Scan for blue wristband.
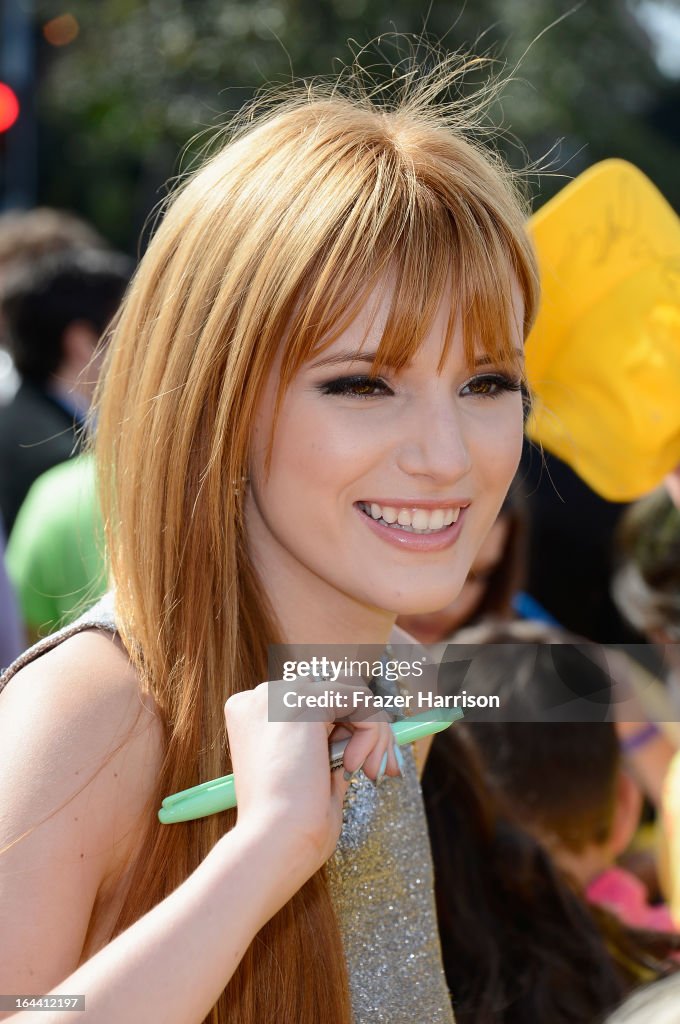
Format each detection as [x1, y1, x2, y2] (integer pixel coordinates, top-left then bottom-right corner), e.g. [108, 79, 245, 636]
[620, 722, 661, 754]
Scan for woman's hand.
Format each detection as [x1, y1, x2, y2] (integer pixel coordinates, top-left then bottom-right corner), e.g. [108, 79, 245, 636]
[224, 679, 401, 883]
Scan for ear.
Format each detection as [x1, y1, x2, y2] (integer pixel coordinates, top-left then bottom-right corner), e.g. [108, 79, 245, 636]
[61, 320, 99, 371]
[609, 769, 643, 859]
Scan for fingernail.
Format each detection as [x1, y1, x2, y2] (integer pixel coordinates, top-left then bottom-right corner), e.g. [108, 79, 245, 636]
[376, 751, 388, 786]
[394, 745, 405, 777]
[343, 762, 364, 782]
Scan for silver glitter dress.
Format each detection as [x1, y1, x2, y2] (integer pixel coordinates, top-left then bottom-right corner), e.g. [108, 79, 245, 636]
[1, 595, 455, 1024]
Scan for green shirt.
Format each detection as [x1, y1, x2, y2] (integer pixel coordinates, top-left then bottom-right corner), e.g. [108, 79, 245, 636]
[6, 455, 106, 636]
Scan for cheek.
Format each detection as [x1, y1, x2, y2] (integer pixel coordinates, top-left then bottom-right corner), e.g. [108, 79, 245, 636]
[270, 402, 372, 497]
[254, 402, 364, 530]
[468, 403, 523, 492]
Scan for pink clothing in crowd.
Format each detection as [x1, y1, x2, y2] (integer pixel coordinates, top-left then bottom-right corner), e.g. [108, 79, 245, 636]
[586, 865, 675, 932]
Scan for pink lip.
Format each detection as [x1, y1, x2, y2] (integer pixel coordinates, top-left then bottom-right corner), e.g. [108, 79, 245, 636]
[354, 503, 467, 552]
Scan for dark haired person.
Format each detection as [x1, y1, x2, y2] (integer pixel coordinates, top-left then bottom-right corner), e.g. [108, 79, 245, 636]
[423, 619, 679, 1024]
[0, 208, 107, 402]
[0, 248, 131, 532]
[450, 620, 673, 931]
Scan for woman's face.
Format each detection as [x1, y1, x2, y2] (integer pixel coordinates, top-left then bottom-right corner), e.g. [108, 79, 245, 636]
[245, 278, 525, 637]
[396, 515, 511, 644]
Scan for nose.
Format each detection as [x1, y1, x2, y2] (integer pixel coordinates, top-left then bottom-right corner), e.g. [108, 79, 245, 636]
[395, 394, 473, 484]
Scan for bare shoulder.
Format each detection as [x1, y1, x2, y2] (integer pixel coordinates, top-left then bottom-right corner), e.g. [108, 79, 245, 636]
[0, 628, 164, 847]
[0, 630, 165, 998]
[1, 628, 163, 783]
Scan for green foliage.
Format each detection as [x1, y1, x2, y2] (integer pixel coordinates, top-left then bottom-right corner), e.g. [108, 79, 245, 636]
[35, 0, 679, 250]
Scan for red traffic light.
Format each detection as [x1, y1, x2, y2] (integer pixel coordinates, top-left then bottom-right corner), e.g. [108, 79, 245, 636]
[0, 83, 19, 133]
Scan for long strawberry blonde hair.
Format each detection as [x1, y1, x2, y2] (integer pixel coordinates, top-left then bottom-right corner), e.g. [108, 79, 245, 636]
[93, 55, 540, 1024]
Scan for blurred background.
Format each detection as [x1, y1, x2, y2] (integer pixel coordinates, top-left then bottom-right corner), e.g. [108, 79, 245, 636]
[0, 0, 678, 252]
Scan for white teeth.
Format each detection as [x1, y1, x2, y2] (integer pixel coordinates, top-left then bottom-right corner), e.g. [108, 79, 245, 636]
[429, 509, 445, 530]
[412, 509, 430, 530]
[358, 501, 464, 533]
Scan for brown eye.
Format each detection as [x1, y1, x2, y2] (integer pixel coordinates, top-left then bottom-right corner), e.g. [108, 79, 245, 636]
[468, 379, 494, 395]
[353, 381, 378, 396]
[320, 376, 392, 398]
[461, 374, 523, 399]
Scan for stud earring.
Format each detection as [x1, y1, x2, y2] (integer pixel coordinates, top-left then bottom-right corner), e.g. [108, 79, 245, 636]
[232, 475, 249, 496]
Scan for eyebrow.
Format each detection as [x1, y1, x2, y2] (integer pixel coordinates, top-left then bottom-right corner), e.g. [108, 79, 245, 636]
[474, 351, 525, 367]
[310, 350, 382, 369]
[310, 348, 525, 370]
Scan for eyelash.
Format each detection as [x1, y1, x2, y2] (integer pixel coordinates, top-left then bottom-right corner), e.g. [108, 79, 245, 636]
[318, 373, 524, 400]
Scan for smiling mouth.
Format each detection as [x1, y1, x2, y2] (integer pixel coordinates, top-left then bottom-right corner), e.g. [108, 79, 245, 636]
[356, 501, 462, 534]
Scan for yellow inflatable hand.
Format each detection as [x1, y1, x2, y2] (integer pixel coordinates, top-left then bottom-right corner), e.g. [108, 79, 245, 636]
[525, 159, 680, 502]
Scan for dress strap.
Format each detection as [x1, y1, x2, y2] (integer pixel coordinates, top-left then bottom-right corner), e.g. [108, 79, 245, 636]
[0, 591, 118, 693]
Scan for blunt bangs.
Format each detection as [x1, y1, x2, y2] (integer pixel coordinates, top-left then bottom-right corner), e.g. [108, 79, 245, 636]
[271, 103, 537, 420]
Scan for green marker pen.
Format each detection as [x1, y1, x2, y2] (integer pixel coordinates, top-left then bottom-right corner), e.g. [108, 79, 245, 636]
[158, 709, 462, 824]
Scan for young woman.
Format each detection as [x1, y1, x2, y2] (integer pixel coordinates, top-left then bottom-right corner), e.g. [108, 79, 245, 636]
[0, 62, 538, 1023]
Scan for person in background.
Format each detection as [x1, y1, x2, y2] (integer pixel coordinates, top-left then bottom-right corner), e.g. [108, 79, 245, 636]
[6, 454, 103, 641]
[422, 620, 679, 1023]
[0, 248, 131, 532]
[0, 213, 121, 636]
[0, 208, 104, 279]
[613, 487, 680, 926]
[611, 487, 680, 800]
[439, 619, 675, 931]
[0, 208, 108, 404]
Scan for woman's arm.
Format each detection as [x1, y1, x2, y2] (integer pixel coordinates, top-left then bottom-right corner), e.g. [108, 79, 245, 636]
[1, 636, 398, 1023]
[8, 821, 328, 1024]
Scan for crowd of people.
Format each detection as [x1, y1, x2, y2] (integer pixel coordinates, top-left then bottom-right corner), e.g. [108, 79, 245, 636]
[0, 55, 679, 1024]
